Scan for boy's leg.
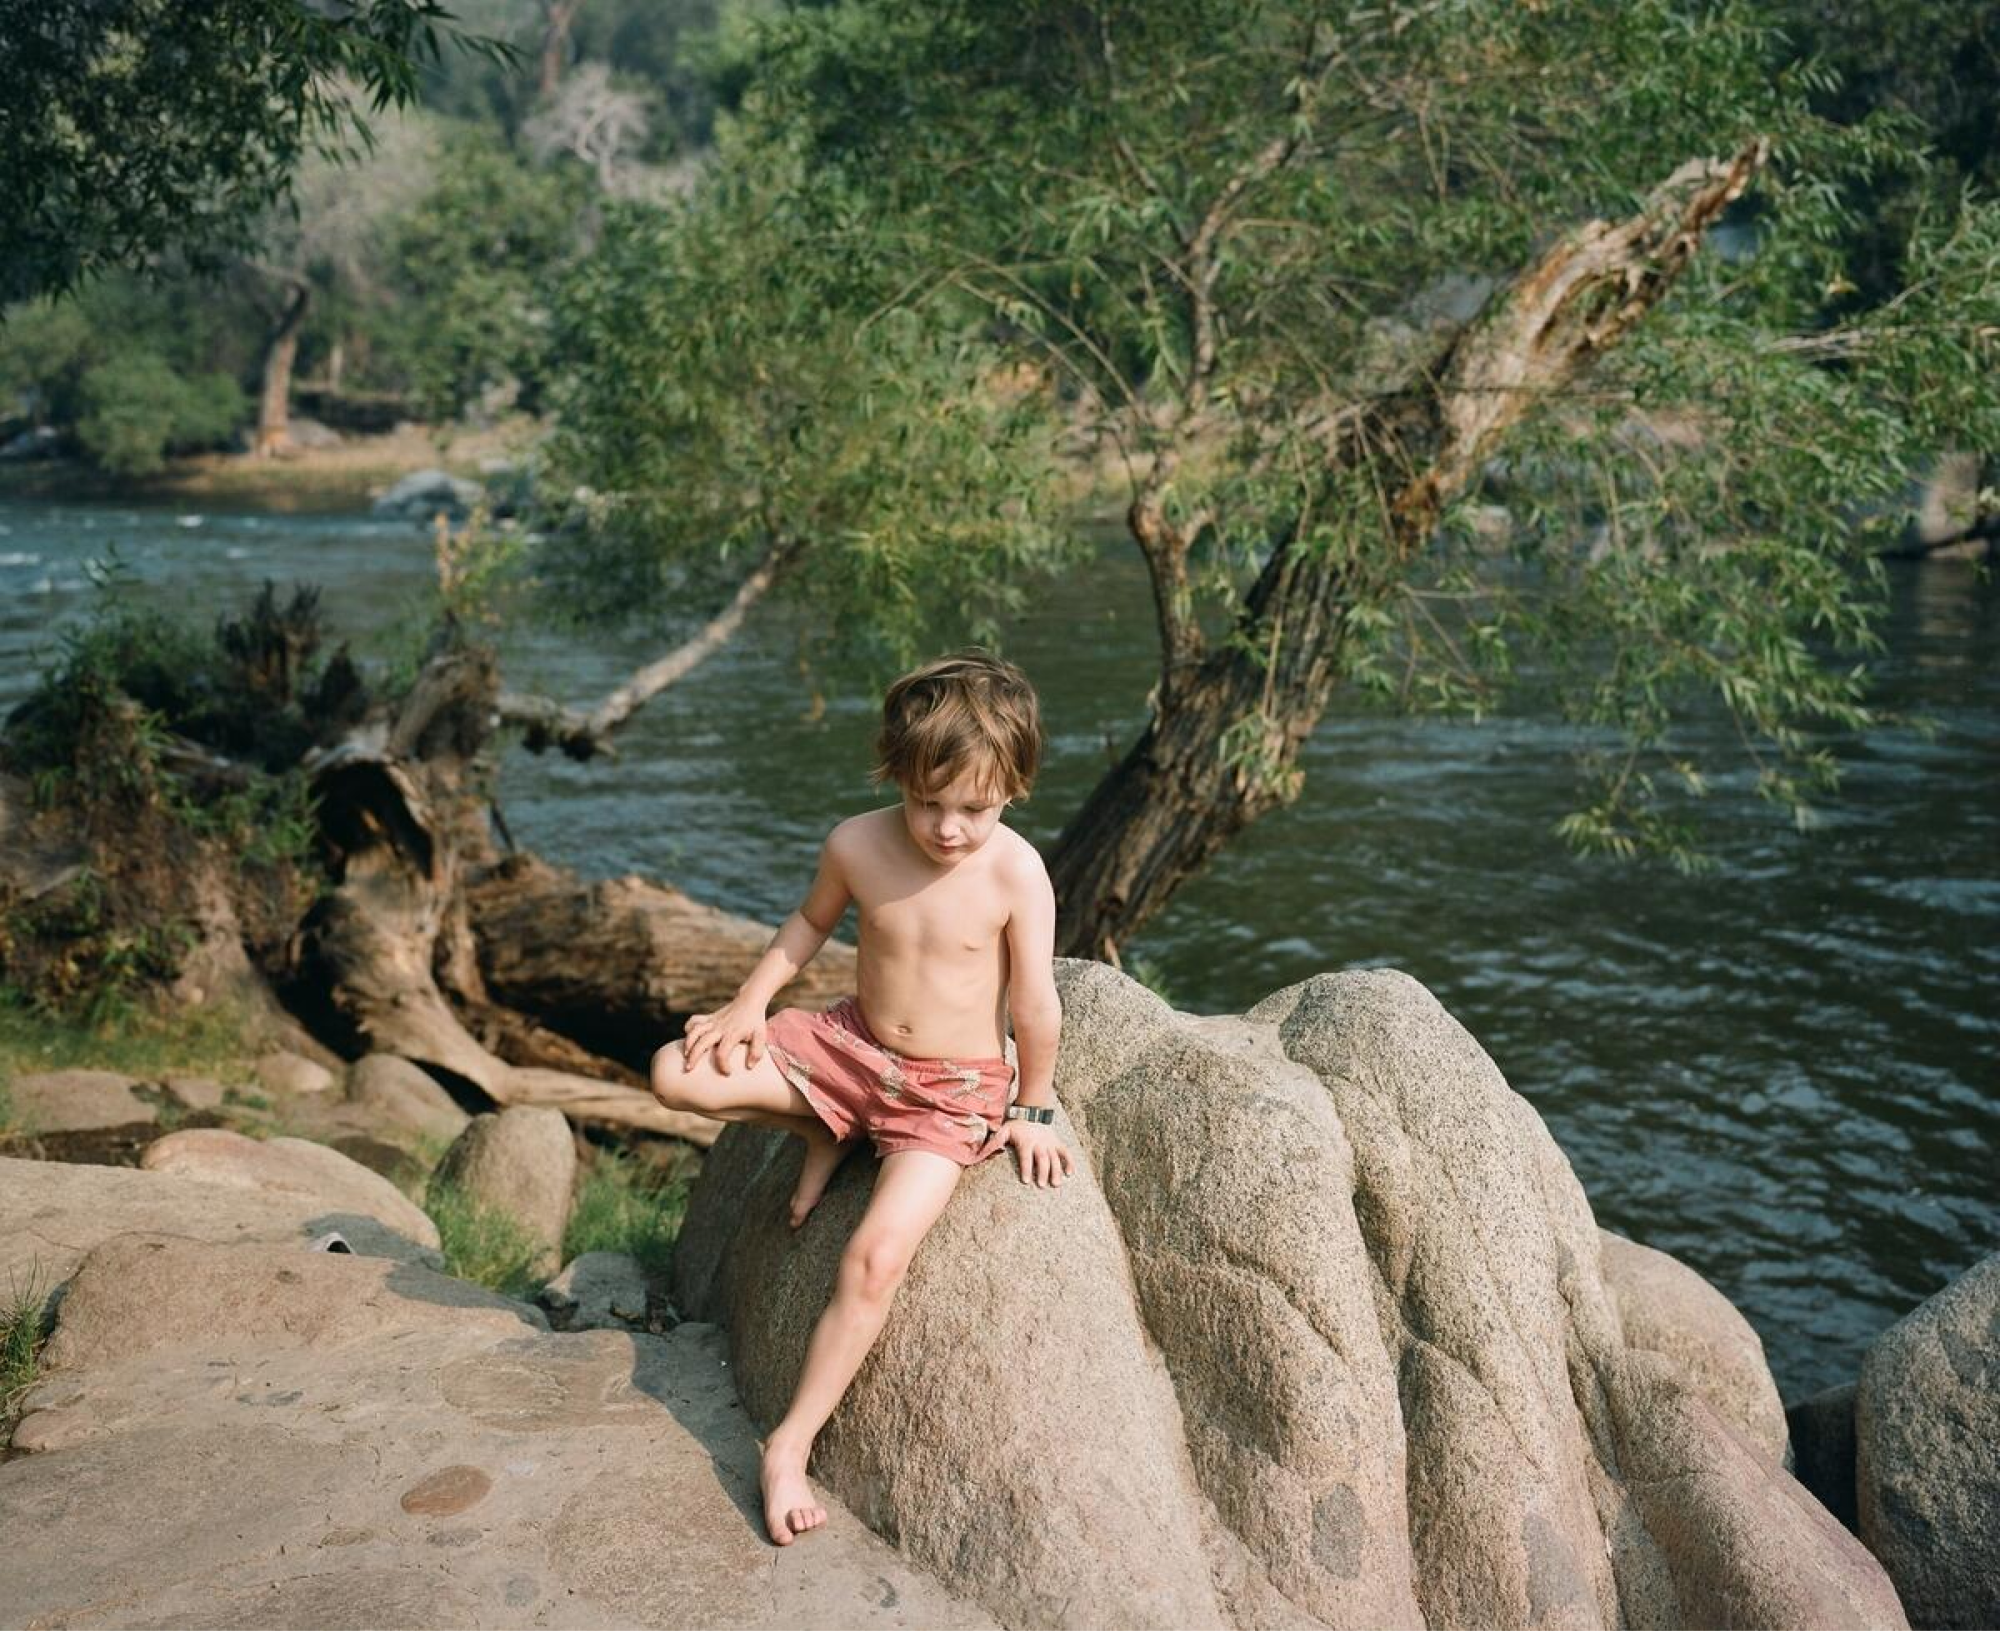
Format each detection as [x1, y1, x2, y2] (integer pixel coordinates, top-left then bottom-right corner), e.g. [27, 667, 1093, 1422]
[760, 1149, 963, 1545]
[650, 1042, 857, 1226]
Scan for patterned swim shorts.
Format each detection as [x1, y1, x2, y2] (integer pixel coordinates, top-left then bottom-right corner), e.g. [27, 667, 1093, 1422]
[764, 997, 1018, 1167]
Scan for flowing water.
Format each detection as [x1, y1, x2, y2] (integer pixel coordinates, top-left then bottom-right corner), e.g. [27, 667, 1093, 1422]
[2, 494, 1993, 1400]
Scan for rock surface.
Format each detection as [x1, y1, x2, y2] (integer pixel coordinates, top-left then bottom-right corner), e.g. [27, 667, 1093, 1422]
[139, 1127, 440, 1251]
[677, 961, 1904, 1631]
[252, 1049, 337, 1097]
[1, 1236, 993, 1631]
[1598, 1228, 1790, 1464]
[1857, 1251, 2000, 1630]
[434, 1106, 577, 1275]
[345, 1052, 471, 1144]
[0, 1155, 440, 1310]
[372, 466, 483, 521]
[5, 1069, 154, 1134]
[539, 1250, 650, 1332]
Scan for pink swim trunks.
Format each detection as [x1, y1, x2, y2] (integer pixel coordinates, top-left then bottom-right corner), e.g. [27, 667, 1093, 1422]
[764, 997, 1017, 1166]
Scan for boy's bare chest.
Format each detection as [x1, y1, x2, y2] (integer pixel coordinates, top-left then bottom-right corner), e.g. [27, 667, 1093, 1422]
[855, 877, 1007, 959]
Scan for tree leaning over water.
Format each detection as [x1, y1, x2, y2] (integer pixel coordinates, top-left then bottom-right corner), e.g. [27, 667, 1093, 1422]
[547, 0, 2000, 961]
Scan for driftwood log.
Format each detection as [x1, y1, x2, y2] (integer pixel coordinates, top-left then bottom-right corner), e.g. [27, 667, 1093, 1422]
[465, 852, 854, 1069]
[297, 643, 769, 1146]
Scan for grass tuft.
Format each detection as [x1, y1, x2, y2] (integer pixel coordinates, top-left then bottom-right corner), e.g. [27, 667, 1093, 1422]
[424, 1179, 546, 1301]
[1, 1262, 52, 1434]
[562, 1146, 692, 1280]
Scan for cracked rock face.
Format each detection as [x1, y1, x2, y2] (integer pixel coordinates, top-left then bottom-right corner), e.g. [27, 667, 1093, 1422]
[675, 962, 1903, 1631]
[1857, 1251, 2000, 1631]
[2, 1237, 994, 1631]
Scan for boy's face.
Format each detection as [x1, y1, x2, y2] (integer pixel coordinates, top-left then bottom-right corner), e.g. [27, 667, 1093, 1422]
[899, 763, 1009, 866]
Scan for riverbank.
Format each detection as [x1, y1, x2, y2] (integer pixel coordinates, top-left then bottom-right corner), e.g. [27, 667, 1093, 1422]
[0, 419, 543, 513]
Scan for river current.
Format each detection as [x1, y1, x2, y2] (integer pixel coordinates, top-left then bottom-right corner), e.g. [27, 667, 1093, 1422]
[2, 495, 1993, 1400]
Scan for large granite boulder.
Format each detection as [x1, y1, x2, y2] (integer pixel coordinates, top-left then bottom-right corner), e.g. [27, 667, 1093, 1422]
[433, 1106, 577, 1275]
[140, 1128, 440, 1251]
[2, 1236, 991, 1630]
[1598, 1228, 1789, 1465]
[0, 1155, 440, 1313]
[676, 962, 1903, 1631]
[1857, 1251, 1999, 1629]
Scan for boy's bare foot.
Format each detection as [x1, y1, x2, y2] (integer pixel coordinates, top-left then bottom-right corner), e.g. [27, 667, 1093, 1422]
[789, 1130, 851, 1229]
[760, 1435, 825, 1545]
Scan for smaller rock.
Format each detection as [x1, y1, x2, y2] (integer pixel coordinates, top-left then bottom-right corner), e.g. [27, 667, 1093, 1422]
[372, 468, 482, 522]
[254, 1051, 336, 1097]
[285, 415, 342, 450]
[10, 1404, 96, 1455]
[6, 1070, 154, 1134]
[399, 1464, 493, 1517]
[140, 1129, 440, 1251]
[1857, 1252, 2000, 1631]
[538, 1251, 650, 1332]
[160, 1076, 229, 1113]
[1788, 1381, 1858, 1532]
[345, 1054, 469, 1144]
[1600, 1229, 1789, 1465]
[433, 1107, 576, 1276]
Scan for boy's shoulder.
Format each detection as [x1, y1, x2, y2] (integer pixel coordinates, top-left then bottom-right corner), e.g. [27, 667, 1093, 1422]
[992, 822, 1053, 890]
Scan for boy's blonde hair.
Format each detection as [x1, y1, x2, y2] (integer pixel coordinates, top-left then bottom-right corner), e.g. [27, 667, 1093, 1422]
[871, 649, 1043, 802]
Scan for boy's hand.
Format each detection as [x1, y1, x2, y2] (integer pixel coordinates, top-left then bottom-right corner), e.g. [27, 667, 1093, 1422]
[680, 1002, 768, 1075]
[987, 1118, 1074, 1188]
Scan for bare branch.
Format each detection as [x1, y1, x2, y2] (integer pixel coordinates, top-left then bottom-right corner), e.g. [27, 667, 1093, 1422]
[497, 536, 798, 758]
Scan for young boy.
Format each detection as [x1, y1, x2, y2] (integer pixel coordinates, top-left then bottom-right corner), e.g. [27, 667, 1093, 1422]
[648, 649, 1072, 1548]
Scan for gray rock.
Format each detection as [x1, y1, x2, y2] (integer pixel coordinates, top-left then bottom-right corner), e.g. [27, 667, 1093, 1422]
[344, 1053, 469, 1144]
[1858, 1251, 2000, 1629]
[1599, 1228, 1790, 1464]
[434, 1107, 576, 1276]
[0, 1155, 440, 1317]
[6, 1069, 154, 1134]
[0, 1237, 993, 1630]
[160, 1076, 228, 1113]
[676, 960, 1904, 1631]
[252, 1050, 336, 1097]
[284, 414, 342, 449]
[1789, 1381, 1858, 1531]
[539, 1250, 650, 1332]
[139, 1128, 440, 1251]
[371, 467, 482, 521]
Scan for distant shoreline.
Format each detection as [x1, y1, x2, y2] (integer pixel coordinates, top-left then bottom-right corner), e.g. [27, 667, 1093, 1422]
[0, 418, 540, 514]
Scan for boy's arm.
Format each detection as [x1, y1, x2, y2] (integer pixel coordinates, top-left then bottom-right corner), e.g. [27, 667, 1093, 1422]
[682, 832, 852, 1071]
[996, 843, 1072, 1188]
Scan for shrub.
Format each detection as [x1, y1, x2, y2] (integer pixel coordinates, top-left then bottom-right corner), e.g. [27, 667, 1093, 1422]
[73, 352, 245, 475]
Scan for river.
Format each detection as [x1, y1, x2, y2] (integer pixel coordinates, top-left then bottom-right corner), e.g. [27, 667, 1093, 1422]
[2, 494, 1993, 1401]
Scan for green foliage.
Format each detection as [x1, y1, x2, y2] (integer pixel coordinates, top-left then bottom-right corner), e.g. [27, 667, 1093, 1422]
[0, 982, 262, 1087]
[543, 155, 1082, 683]
[424, 1177, 547, 1299]
[74, 353, 245, 475]
[1, 1261, 52, 1432]
[547, 0, 1993, 862]
[0, 0, 513, 305]
[0, 573, 361, 1016]
[562, 1145, 694, 1277]
[385, 130, 583, 419]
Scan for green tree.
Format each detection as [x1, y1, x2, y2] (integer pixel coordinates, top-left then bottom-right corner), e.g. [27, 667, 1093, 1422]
[549, 0, 1998, 959]
[0, 0, 506, 306]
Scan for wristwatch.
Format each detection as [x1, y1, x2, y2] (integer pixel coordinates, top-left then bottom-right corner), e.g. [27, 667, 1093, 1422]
[1004, 1104, 1055, 1124]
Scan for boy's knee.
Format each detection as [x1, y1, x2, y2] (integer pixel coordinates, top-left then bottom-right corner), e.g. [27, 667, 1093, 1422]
[650, 1045, 695, 1110]
[841, 1235, 911, 1303]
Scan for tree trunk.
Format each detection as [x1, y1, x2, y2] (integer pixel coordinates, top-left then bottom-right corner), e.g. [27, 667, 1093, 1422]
[296, 641, 722, 1143]
[539, 0, 583, 98]
[1048, 142, 1768, 960]
[254, 279, 310, 458]
[464, 853, 854, 1069]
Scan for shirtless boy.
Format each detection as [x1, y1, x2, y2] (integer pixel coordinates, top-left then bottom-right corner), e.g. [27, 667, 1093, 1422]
[648, 650, 1073, 1548]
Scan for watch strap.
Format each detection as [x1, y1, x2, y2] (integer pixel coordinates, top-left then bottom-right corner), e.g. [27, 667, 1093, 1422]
[1005, 1104, 1055, 1124]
